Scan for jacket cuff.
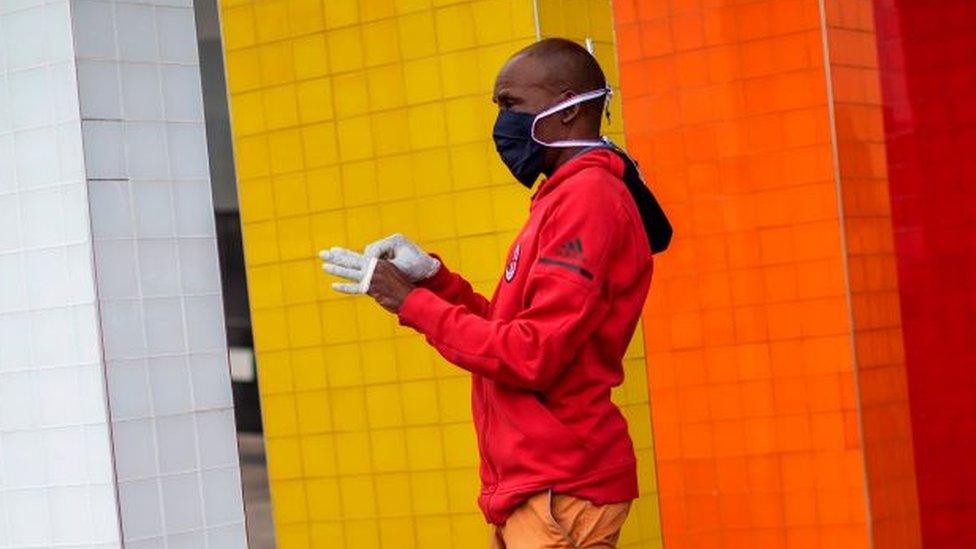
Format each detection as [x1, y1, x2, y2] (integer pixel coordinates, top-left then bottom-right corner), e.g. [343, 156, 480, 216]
[398, 287, 442, 333]
[416, 255, 452, 293]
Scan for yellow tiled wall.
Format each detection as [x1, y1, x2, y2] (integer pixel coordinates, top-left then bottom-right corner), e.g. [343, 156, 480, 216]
[534, 2, 662, 547]
[219, 0, 661, 546]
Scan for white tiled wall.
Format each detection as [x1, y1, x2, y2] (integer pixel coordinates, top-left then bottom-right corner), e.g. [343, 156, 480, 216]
[0, 0, 247, 547]
[0, 1, 121, 548]
[72, 0, 247, 547]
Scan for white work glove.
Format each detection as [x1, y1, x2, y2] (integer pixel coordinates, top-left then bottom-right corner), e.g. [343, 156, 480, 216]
[363, 233, 440, 282]
[319, 247, 378, 294]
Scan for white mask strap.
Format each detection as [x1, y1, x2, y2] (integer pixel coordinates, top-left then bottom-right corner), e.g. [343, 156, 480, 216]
[531, 87, 612, 148]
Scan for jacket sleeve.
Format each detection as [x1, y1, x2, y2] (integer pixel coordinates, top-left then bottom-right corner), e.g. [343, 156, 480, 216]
[398, 189, 622, 391]
[415, 258, 492, 318]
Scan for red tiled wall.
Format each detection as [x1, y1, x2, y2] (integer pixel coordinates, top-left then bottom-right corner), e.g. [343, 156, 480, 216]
[873, 0, 976, 546]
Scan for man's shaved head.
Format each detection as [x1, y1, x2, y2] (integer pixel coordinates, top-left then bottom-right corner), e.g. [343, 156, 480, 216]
[513, 38, 607, 96]
[493, 38, 609, 139]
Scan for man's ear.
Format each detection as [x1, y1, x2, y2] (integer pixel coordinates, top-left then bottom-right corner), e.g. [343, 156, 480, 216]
[560, 103, 580, 124]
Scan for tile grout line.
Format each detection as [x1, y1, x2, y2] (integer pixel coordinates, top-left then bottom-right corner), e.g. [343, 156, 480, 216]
[816, 1, 874, 547]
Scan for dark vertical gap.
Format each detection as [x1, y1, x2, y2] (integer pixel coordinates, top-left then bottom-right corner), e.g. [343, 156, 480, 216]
[192, 1, 274, 548]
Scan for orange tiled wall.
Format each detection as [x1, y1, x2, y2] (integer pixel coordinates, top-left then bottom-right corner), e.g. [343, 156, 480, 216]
[823, 0, 920, 545]
[612, 0, 887, 546]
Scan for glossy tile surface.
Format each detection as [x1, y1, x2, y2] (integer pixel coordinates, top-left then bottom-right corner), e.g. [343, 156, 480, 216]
[0, 1, 121, 547]
[72, 0, 247, 546]
[874, 0, 976, 546]
[221, 0, 659, 546]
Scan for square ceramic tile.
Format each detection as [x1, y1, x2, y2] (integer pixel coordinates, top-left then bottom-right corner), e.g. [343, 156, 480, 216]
[115, 3, 159, 63]
[48, 486, 92, 544]
[72, 0, 116, 61]
[138, 239, 182, 297]
[15, 126, 59, 189]
[0, 252, 28, 312]
[77, 60, 122, 120]
[99, 300, 147, 360]
[126, 122, 171, 180]
[155, 7, 197, 64]
[155, 413, 197, 474]
[88, 179, 134, 239]
[173, 181, 215, 237]
[3, 6, 48, 71]
[148, 355, 192, 416]
[143, 297, 186, 355]
[118, 478, 164, 540]
[121, 63, 164, 121]
[30, 307, 77, 367]
[4, 488, 51, 546]
[162, 64, 204, 122]
[107, 359, 152, 421]
[0, 193, 22, 252]
[1, 430, 45, 488]
[133, 181, 175, 237]
[188, 353, 233, 410]
[178, 240, 221, 294]
[43, 427, 87, 484]
[0, 313, 32, 371]
[35, 366, 83, 427]
[26, 248, 71, 309]
[183, 295, 225, 352]
[201, 467, 244, 525]
[160, 472, 203, 532]
[82, 121, 126, 179]
[94, 240, 140, 300]
[0, 371, 36, 431]
[21, 187, 66, 248]
[195, 409, 238, 469]
[167, 123, 209, 179]
[112, 418, 158, 481]
[8, 66, 51, 130]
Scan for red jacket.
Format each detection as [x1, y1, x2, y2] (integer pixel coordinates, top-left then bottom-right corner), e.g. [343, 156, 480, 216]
[398, 149, 654, 524]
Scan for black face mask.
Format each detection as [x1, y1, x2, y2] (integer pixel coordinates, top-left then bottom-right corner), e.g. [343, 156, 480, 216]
[492, 110, 546, 188]
[491, 87, 614, 189]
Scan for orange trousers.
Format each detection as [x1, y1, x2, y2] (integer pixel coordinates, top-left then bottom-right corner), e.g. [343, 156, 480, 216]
[490, 491, 631, 549]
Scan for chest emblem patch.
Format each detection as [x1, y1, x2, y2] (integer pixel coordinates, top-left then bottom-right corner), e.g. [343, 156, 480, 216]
[504, 243, 521, 282]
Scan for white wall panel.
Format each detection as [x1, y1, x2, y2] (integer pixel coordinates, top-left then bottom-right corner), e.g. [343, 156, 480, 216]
[0, 0, 247, 547]
[72, 0, 247, 547]
[0, 1, 121, 547]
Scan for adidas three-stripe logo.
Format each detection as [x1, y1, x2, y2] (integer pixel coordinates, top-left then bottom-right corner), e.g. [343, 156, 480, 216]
[556, 238, 583, 259]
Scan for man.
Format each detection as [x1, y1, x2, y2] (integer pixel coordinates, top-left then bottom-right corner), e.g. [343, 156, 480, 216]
[321, 38, 670, 548]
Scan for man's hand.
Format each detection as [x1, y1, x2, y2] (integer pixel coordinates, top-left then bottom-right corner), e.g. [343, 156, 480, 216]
[366, 260, 415, 313]
[364, 234, 441, 282]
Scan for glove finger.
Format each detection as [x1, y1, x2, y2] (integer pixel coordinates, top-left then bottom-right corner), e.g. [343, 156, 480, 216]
[331, 282, 362, 294]
[364, 239, 396, 259]
[322, 263, 363, 281]
[326, 247, 366, 268]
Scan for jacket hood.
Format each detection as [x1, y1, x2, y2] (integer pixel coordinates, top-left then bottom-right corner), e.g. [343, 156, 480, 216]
[533, 148, 673, 255]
